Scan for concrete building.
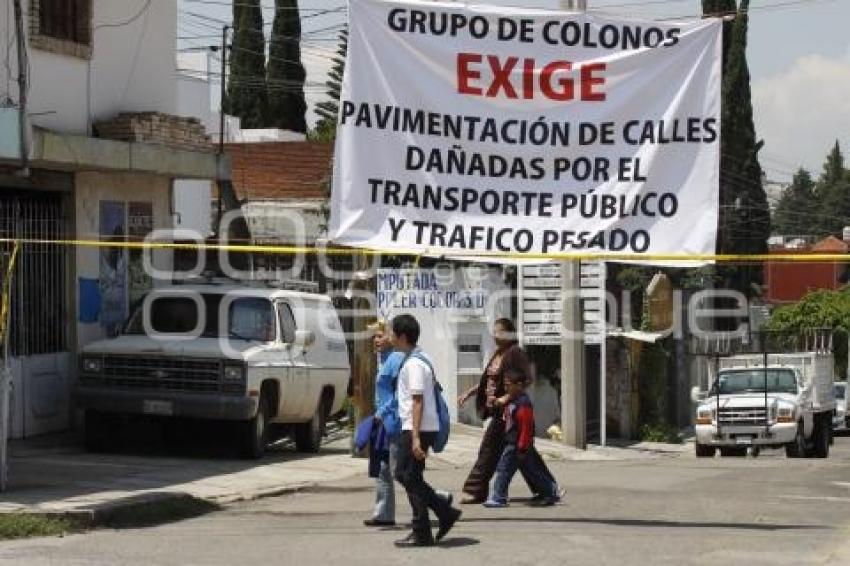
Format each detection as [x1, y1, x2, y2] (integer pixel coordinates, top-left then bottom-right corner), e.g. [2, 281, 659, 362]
[0, 0, 226, 438]
[763, 177, 790, 212]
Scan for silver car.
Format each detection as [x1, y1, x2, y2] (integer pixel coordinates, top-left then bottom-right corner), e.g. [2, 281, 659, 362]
[834, 382, 848, 432]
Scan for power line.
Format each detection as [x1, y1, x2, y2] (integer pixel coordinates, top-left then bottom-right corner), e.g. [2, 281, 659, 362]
[180, 0, 345, 13]
[95, 0, 153, 30]
[644, 0, 839, 20]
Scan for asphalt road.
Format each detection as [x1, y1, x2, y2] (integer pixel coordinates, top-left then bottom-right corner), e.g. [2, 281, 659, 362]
[3, 434, 850, 565]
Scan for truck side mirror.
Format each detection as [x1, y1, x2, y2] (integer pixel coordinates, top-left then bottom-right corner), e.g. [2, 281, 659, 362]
[294, 330, 315, 350]
[690, 386, 705, 404]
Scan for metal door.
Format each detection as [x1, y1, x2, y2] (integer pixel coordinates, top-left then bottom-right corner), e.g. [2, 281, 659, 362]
[0, 192, 70, 438]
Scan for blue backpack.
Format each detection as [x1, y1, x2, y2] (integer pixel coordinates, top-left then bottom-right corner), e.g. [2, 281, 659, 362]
[402, 351, 451, 453]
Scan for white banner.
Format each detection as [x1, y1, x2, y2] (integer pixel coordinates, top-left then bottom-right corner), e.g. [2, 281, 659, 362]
[330, 0, 722, 257]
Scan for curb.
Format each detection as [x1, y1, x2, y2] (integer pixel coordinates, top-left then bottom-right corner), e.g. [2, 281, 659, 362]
[2, 479, 364, 525]
[1, 492, 220, 531]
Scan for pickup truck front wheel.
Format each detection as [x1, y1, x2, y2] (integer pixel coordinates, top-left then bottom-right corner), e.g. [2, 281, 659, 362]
[84, 410, 119, 453]
[785, 423, 806, 458]
[295, 398, 327, 453]
[695, 443, 715, 458]
[241, 396, 270, 460]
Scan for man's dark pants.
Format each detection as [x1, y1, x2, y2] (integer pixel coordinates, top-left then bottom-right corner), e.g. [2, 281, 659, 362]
[395, 430, 453, 541]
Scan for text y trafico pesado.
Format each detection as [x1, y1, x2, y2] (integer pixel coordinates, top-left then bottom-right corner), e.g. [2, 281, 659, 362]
[369, 178, 679, 253]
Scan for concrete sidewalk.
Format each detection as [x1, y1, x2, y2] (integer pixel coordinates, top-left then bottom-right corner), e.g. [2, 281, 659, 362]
[0, 423, 681, 519]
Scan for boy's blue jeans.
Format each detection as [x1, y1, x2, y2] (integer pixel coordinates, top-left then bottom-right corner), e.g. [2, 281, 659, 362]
[491, 444, 556, 503]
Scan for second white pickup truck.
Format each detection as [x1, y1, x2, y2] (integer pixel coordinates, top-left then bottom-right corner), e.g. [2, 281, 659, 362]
[692, 352, 835, 458]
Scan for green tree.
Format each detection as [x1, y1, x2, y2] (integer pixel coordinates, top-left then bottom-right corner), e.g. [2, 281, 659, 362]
[767, 287, 850, 379]
[267, 0, 307, 133]
[704, 0, 771, 298]
[772, 168, 816, 236]
[224, 0, 267, 128]
[313, 27, 348, 141]
[816, 141, 850, 235]
[822, 140, 845, 185]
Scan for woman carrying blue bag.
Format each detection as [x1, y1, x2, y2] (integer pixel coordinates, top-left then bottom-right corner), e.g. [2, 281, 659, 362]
[363, 320, 405, 527]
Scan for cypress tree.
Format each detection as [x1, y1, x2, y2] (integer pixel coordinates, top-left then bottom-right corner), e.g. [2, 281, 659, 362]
[267, 0, 307, 133]
[224, 0, 267, 129]
[772, 168, 816, 236]
[822, 141, 845, 185]
[703, 0, 770, 297]
[816, 142, 850, 235]
[313, 27, 348, 140]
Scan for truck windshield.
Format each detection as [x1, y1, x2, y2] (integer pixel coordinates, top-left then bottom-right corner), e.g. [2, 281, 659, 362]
[835, 385, 846, 400]
[124, 294, 275, 341]
[710, 369, 798, 395]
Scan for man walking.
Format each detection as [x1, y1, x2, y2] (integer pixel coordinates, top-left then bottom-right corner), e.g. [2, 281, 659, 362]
[391, 314, 462, 547]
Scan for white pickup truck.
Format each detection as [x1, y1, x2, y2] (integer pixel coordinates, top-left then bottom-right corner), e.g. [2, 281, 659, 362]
[74, 283, 351, 458]
[692, 352, 835, 458]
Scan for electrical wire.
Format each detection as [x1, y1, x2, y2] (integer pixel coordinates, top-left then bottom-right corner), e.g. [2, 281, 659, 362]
[95, 0, 153, 30]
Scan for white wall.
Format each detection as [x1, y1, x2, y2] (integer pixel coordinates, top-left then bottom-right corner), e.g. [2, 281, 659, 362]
[90, 0, 177, 122]
[173, 57, 215, 237]
[173, 179, 212, 237]
[0, 0, 177, 135]
[175, 60, 216, 132]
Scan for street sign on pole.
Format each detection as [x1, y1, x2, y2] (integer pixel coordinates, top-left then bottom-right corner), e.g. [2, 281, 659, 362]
[519, 262, 605, 347]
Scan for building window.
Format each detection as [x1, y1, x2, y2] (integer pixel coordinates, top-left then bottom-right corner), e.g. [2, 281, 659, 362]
[39, 0, 89, 44]
[29, 0, 93, 59]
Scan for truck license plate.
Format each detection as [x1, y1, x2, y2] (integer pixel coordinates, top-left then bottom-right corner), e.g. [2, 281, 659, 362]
[735, 436, 753, 444]
[143, 400, 173, 416]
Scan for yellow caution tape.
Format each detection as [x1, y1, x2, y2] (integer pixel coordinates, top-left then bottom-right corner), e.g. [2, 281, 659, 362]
[0, 237, 848, 262]
[0, 242, 20, 347]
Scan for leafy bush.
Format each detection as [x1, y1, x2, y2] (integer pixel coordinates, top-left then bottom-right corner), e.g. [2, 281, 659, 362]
[638, 422, 682, 444]
[767, 286, 850, 378]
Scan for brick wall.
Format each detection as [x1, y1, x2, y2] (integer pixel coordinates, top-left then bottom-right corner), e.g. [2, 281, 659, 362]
[226, 142, 333, 201]
[94, 112, 213, 152]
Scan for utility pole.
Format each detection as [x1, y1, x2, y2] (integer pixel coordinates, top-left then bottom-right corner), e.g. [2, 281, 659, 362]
[217, 25, 229, 237]
[12, 0, 29, 176]
[219, 25, 229, 153]
[0, 298, 9, 492]
[3, 0, 27, 493]
[559, 0, 588, 449]
[1, 244, 19, 492]
[561, 261, 586, 449]
[561, 0, 588, 10]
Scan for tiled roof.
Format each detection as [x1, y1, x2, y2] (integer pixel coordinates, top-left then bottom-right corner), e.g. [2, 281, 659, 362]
[810, 235, 849, 253]
[225, 142, 333, 201]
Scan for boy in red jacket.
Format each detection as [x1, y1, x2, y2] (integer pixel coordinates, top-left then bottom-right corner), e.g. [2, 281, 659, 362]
[484, 369, 559, 508]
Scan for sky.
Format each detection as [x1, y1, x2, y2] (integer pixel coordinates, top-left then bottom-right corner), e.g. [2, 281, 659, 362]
[177, 0, 850, 184]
